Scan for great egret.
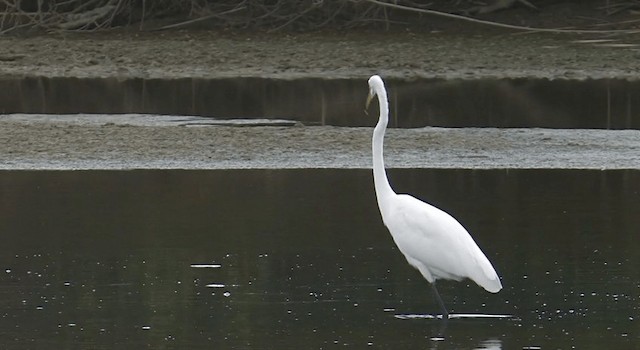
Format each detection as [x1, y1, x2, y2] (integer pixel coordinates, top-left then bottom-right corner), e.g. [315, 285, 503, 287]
[365, 75, 502, 319]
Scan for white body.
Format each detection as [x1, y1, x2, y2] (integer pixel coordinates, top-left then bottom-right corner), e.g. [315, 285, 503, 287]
[367, 75, 502, 294]
[380, 193, 502, 292]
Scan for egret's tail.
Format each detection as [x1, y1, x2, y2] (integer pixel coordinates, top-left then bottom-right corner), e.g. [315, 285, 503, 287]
[475, 266, 502, 293]
[480, 275, 502, 293]
[472, 251, 502, 293]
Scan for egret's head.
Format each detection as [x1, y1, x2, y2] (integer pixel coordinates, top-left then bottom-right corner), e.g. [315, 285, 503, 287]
[365, 75, 383, 115]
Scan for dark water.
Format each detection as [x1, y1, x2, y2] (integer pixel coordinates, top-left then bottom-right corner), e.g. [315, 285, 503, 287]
[0, 169, 638, 349]
[3, 77, 640, 129]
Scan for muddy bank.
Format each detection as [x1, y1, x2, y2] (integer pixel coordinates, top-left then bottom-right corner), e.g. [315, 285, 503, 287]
[1, 31, 639, 130]
[1, 31, 639, 80]
[1, 114, 638, 170]
[1, 30, 639, 170]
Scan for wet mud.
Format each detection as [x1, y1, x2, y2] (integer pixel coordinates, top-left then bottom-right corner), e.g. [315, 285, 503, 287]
[1, 30, 639, 80]
[1, 114, 638, 169]
[1, 29, 639, 170]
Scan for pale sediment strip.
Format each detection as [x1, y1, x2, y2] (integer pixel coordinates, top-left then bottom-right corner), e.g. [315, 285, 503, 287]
[1, 114, 638, 170]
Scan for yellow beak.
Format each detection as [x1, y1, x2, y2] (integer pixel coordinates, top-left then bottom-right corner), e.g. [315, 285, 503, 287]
[365, 92, 374, 116]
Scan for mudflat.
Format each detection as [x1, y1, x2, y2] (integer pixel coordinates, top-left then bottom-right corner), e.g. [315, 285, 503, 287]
[1, 24, 638, 170]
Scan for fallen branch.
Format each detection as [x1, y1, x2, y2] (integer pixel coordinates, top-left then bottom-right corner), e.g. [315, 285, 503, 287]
[57, 4, 116, 30]
[149, 6, 247, 31]
[366, 0, 640, 34]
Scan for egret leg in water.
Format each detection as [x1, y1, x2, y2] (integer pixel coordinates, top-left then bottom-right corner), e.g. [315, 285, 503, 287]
[365, 75, 502, 319]
[431, 283, 449, 319]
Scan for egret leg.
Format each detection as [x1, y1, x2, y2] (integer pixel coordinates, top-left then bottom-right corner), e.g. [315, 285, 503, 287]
[430, 283, 449, 319]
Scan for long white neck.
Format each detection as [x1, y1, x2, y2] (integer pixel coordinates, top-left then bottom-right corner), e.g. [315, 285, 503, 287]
[372, 87, 395, 210]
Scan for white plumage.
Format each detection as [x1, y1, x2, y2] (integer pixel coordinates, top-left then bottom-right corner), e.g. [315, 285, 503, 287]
[366, 75, 502, 318]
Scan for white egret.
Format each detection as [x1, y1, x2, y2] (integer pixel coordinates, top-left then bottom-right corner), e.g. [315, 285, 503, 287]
[365, 75, 502, 319]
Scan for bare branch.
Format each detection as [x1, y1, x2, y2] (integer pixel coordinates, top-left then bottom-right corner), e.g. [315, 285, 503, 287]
[366, 0, 640, 34]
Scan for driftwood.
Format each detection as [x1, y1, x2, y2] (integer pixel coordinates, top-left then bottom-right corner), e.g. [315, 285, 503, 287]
[0, 0, 122, 33]
[57, 4, 116, 30]
[0, 0, 185, 33]
[366, 0, 640, 34]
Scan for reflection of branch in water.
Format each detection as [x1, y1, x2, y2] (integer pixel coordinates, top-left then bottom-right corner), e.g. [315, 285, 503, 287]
[426, 333, 503, 350]
[478, 339, 502, 350]
[395, 313, 516, 319]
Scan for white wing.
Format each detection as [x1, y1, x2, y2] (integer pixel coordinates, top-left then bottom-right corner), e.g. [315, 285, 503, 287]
[381, 193, 502, 293]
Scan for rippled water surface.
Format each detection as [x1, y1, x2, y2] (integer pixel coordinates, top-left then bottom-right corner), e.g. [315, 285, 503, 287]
[1, 169, 638, 349]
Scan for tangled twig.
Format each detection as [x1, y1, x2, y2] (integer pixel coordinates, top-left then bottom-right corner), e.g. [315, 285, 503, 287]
[0, 0, 191, 33]
[1, 0, 640, 34]
[366, 0, 640, 34]
[0, 0, 394, 33]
